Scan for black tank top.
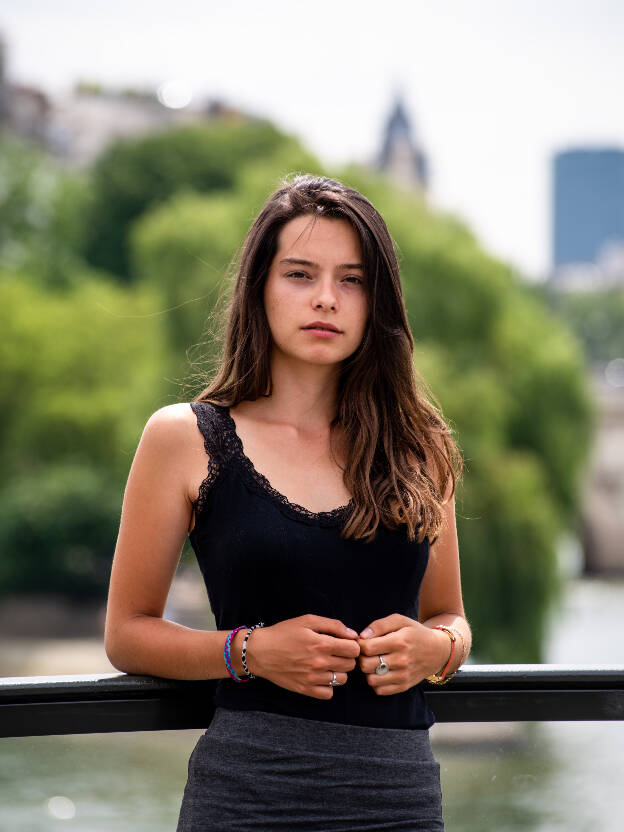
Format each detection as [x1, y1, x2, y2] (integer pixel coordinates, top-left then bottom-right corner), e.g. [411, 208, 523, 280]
[188, 401, 436, 730]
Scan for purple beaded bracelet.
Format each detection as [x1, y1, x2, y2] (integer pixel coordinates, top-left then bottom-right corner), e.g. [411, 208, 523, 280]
[224, 625, 249, 683]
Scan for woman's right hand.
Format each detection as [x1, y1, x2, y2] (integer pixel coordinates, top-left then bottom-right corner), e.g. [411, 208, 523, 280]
[244, 615, 361, 699]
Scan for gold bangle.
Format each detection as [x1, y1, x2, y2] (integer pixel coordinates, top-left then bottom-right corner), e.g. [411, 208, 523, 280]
[449, 626, 467, 667]
[425, 626, 456, 685]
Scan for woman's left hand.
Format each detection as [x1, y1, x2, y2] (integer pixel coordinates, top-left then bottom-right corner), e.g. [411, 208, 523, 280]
[357, 614, 450, 695]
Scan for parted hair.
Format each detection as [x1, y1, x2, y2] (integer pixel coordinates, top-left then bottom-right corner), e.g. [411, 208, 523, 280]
[194, 173, 463, 544]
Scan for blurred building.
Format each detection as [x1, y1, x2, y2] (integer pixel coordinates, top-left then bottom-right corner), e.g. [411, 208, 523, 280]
[0, 29, 260, 169]
[550, 147, 624, 291]
[0, 31, 50, 142]
[39, 84, 257, 170]
[375, 92, 429, 194]
[548, 146, 624, 572]
[44, 84, 200, 169]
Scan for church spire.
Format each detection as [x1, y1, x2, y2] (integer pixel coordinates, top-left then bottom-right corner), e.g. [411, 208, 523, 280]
[376, 89, 428, 193]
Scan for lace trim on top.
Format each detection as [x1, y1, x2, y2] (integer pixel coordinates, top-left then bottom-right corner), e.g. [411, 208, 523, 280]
[190, 402, 225, 525]
[190, 401, 355, 529]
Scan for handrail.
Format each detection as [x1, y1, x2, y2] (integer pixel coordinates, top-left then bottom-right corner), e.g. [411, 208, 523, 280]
[1, 664, 623, 739]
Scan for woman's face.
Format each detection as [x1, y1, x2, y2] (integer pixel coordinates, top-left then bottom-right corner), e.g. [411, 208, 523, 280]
[263, 214, 369, 368]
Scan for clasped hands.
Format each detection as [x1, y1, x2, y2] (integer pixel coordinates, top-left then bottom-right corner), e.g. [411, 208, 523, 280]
[355, 613, 450, 696]
[244, 613, 452, 700]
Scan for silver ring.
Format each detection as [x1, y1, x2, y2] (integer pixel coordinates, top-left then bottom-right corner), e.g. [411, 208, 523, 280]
[329, 671, 340, 687]
[375, 655, 389, 676]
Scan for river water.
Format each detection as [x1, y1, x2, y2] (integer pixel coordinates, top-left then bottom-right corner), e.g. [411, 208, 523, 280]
[1, 575, 623, 831]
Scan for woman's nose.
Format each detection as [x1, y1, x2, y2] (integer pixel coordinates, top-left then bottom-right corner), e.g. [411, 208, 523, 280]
[312, 278, 338, 310]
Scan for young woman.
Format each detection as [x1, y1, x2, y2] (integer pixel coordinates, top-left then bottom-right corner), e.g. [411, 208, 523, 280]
[105, 173, 470, 831]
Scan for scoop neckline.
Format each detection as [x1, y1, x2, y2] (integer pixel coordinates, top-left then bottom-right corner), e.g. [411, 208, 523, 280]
[219, 404, 355, 523]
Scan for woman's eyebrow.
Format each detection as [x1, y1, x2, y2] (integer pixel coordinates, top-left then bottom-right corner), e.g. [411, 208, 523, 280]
[279, 257, 364, 269]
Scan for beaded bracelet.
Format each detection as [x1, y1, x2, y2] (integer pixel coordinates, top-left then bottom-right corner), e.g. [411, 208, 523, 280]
[224, 626, 250, 683]
[425, 625, 457, 685]
[241, 622, 264, 679]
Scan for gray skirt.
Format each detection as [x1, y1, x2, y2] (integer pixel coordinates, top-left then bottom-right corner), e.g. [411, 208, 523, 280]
[176, 707, 444, 832]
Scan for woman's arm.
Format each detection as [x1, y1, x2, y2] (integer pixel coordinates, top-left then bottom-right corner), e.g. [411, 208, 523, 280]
[104, 403, 250, 680]
[418, 489, 472, 677]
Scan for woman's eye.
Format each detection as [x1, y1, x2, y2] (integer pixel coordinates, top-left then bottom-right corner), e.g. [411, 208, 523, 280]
[285, 272, 363, 285]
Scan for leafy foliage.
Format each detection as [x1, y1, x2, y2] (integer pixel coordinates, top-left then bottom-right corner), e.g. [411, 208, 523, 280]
[0, 270, 168, 598]
[0, 463, 120, 598]
[0, 131, 91, 288]
[81, 122, 301, 279]
[0, 272, 167, 488]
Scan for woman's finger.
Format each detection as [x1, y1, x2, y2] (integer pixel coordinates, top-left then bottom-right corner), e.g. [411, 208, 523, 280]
[301, 672, 349, 698]
[364, 670, 405, 692]
[359, 653, 399, 675]
[328, 656, 357, 672]
[317, 670, 349, 686]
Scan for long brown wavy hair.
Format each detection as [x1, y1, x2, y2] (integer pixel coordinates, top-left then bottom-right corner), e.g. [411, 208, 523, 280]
[194, 173, 463, 544]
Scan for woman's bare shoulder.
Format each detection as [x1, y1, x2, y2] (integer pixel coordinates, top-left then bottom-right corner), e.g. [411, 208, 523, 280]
[139, 402, 201, 456]
[146, 401, 195, 425]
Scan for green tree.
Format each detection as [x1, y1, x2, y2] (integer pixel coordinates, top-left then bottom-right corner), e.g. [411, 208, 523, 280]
[0, 272, 166, 485]
[0, 271, 168, 597]
[0, 131, 91, 288]
[0, 463, 121, 599]
[129, 188, 250, 380]
[82, 121, 301, 279]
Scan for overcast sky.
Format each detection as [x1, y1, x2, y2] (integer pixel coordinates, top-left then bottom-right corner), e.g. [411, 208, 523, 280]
[2, 0, 623, 280]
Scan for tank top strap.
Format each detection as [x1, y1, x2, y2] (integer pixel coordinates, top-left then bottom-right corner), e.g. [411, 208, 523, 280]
[190, 400, 233, 462]
[189, 400, 236, 517]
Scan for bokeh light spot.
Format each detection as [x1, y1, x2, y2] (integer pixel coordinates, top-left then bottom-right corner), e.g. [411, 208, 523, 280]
[47, 795, 76, 820]
[157, 80, 193, 109]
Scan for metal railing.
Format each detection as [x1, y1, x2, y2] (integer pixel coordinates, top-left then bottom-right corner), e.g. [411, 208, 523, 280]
[2, 665, 623, 739]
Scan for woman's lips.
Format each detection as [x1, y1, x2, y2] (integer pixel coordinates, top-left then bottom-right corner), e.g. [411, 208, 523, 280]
[302, 327, 342, 338]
